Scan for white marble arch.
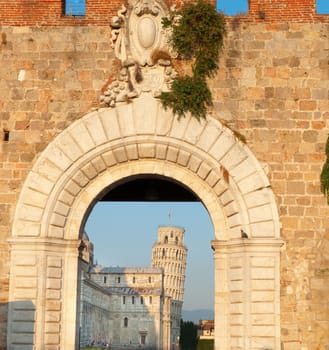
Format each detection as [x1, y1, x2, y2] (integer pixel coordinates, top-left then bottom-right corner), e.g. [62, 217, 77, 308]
[8, 95, 283, 350]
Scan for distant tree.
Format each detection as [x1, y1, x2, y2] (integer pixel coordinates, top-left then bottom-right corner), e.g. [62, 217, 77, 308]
[179, 319, 198, 350]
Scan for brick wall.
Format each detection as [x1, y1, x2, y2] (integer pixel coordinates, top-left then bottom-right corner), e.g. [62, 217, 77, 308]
[0, 0, 328, 26]
[0, 0, 122, 26]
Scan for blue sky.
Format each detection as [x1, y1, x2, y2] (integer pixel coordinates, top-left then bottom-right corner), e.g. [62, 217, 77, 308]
[217, 0, 249, 15]
[85, 202, 214, 311]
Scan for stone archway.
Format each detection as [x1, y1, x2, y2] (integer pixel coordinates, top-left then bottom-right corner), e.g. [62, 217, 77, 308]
[8, 95, 283, 350]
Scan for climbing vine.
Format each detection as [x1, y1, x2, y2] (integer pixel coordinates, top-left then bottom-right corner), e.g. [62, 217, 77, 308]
[320, 135, 329, 204]
[159, 0, 225, 120]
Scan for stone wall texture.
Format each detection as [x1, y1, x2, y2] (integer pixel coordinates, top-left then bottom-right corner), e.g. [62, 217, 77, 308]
[0, 0, 328, 349]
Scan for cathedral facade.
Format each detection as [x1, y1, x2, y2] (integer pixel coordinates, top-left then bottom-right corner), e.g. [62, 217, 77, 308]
[79, 226, 187, 349]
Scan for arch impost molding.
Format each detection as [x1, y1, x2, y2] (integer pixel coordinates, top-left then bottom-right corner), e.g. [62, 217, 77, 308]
[211, 237, 285, 252]
[8, 236, 81, 251]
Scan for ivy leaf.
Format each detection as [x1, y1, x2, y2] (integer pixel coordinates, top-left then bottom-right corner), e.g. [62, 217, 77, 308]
[320, 135, 329, 204]
[160, 0, 225, 119]
[159, 76, 212, 120]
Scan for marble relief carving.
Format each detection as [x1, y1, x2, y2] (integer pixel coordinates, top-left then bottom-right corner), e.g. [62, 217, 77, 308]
[100, 0, 177, 107]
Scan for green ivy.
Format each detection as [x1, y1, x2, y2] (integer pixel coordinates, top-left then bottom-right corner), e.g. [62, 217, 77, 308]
[160, 76, 212, 119]
[320, 135, 329, 204]
[160, 0, 225, 119]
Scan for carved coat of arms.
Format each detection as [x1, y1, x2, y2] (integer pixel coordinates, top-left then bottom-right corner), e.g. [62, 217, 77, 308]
[100, 0, 177, 107]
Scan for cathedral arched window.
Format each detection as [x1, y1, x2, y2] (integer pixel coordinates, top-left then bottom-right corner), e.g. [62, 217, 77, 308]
[140, 296, 144, 304]
[164, 236, 168, 243]
[149, 296, 152, 304]
[162, 248, 165, 257]
[132, 296, 135, 304]
[124, 317, 128, 327]
[175, 236, 178, 245]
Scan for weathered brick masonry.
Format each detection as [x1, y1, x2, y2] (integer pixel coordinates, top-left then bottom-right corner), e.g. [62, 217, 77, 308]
[0, 0, 328, 349]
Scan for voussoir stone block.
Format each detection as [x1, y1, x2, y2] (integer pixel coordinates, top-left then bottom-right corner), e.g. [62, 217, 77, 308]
[112, 146, 127, 163]
[196, 119, 224, 152]
[57, 132, 84, 162]
[34, 158, 63, 183]
[28, 172, 54, 196]
[176, 149, 190, 167]
[209, 130, 236, 162]
[169, 114, 190, 140]
[58, 188, 77, 205]
[250, 221, 276, 237]
[69, 122, 95, 153]
[166, 146, 179, 163]
[187, 155, 202, 173]
[138, 143, 156, 158]
[98, 109, 122, 141]
[44, 144, 72, 173]
[102, 150, 117, 167]
[91, 156, 107, 174]
[84, 112, 108, 145]
[72, 170, 89, 187]
[81, 162, 98, 180]
[184, 117, 207, 145]
[221, 143, 247, 171]
[117, 104, 135, 137]
[125, 144, 139, 160]
[205, 170, 220, 187]
[14, 220, 40, 237]
[249, 204, 274, 223]
[133, 97, 157, 134]
[155, 144, 168, 159]
[197, 162, 212, 180]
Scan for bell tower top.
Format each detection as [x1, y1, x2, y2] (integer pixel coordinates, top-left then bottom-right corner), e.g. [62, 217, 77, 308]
[157, 226, 185, 246]
[151, 226, 187, 302]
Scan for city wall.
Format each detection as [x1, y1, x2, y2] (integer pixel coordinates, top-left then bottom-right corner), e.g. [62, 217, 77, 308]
[0, 0, 328, 349]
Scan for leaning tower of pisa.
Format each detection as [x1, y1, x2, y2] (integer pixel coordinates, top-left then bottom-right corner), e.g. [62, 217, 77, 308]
[152, 226, 187, 349]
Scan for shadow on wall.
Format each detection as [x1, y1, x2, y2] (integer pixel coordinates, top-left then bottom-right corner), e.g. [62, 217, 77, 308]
[0, 302, 8, 350]
[4, 300, 35, 350]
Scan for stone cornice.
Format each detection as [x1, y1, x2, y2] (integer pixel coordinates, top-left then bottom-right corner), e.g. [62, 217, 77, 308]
[8, 236, 80, 253]
[211, 237, 285, 252]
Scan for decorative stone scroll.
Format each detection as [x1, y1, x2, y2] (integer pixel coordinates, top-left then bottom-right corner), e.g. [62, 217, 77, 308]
[100, 0, 177, 107]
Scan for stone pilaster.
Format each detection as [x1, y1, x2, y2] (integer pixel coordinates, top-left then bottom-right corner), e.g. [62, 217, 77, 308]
[7, 237, 80, 350]
[212, 238, 284, 350]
